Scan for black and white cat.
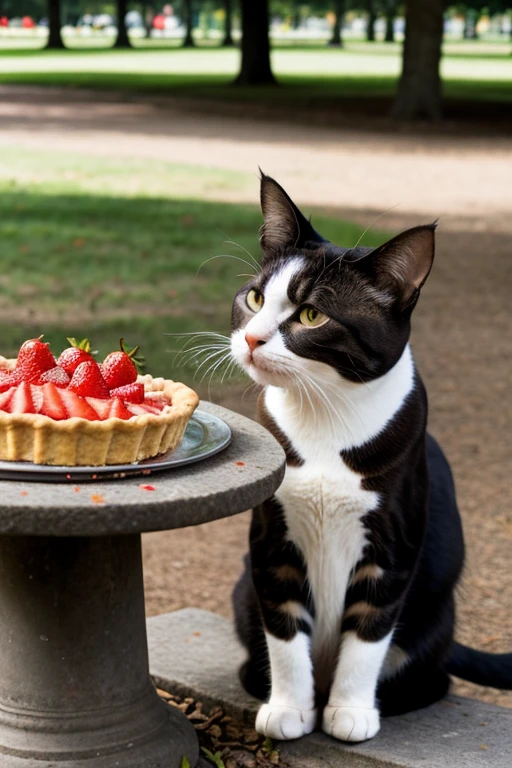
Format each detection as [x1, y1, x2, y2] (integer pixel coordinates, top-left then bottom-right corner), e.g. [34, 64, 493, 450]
[230, 174, 512, 743]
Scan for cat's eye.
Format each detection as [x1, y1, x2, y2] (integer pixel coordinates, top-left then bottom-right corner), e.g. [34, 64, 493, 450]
[299, 307, 329, 328]
[246, 289, 264, 313]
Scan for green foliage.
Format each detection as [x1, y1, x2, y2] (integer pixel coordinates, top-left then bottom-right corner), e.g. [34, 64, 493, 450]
[201, 747, 226, 768]
[180, 757, 191, 768]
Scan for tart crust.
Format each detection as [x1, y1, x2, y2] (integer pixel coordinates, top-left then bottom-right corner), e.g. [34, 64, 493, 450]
[0, 357, 199, 466]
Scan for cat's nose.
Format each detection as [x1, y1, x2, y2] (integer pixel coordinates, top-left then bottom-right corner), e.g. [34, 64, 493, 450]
[245, 333, 266, 353]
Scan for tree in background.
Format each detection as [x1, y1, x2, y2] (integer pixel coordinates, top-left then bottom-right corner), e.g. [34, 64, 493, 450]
[383, 0, 397, 41]
[366, 0, 377, 41]
[114, 0, 131, 47]
[47, 0, 65, 48]
[236, 0, 275, 85]
[182, 0, 195, 46]
[222, 0, 234, 46]
[392, 0, 446, 120]
[329, 0, 345, 46]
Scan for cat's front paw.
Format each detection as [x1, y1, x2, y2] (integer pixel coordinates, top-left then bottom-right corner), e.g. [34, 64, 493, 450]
[255, 703, 317, 740]
[322, 704, 380, 742]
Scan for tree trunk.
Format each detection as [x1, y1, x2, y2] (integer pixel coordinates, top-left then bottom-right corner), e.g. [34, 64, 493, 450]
[384, 0, 396, 42]
[463, 10, 479, 40]
[235, 0, 275, 85]
[46, 0, 65, 49]
[114, 0, 131, 47]
[391, 0, 445, 120]
[182, 0, 195, 47]
[141, 2, 154, 38]
[366, 1, 377, 42]
[292, 0, 301, 30]
[329, 0, 345, 47]
[222, 0, 234, 46]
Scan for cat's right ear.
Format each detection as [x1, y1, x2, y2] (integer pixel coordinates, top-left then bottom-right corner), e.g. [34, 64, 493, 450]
[259, 173, 328, 256]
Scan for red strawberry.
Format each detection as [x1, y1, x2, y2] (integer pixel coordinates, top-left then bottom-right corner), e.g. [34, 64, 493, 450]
[0, 370, 21, 393]
[15, 338, 56, 383]
[39, 366, 70, 388]
[59, 389, 100, 421]
[109, 382, 145, 404]
[57, 338, 95, 376]
[0, 386, 16, 411]
[30, 385, 44, 413]
[108, 397, 133, 420]
[141, 403, 164, 415]
[41, 383, 67, 421]
[9, 382, 35, 414]
[68, 361, 110, 399]
[101, 339, 142, 389]
[85, 397, 111, 420]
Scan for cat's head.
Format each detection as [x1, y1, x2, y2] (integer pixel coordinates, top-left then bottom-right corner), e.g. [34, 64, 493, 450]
[231, 174, 435, 389]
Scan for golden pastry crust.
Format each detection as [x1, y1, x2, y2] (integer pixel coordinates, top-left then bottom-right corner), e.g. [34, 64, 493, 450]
[0, 358, 199, 466]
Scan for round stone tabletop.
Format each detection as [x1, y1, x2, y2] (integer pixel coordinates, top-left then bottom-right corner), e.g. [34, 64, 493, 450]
[0, 402, 285, 537]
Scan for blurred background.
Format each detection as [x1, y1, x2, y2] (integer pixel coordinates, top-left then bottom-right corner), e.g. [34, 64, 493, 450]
[0, 1, 510, 708]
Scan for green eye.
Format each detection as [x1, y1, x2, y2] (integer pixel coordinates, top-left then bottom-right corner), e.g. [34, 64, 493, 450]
[246, 289, 264, 313]
[299, 307, 329, 328]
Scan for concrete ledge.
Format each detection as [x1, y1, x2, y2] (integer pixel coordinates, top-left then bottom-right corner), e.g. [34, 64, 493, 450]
[147, 609, 511, 768]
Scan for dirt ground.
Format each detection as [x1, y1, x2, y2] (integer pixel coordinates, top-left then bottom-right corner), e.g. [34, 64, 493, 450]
[2, 86, 510, 708]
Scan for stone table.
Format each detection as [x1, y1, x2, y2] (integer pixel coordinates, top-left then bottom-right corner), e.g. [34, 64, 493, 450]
[0, 402, 285, 768]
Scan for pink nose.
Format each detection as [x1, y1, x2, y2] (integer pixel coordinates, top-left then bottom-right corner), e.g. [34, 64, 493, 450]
[245, 333, 266, 353]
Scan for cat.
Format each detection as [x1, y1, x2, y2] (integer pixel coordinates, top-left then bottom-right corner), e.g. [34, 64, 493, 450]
[230, 173, 512, 744]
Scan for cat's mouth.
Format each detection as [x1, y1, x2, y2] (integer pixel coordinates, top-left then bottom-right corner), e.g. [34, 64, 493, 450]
[246, 352, 292, 387]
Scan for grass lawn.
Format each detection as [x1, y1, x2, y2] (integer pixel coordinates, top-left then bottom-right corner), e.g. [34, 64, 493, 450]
[0, 44, 511, 106]
[0, 150, 386, 386]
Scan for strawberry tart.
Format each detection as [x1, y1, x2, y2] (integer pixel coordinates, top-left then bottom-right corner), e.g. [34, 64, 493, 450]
[0, 337, 199, 466]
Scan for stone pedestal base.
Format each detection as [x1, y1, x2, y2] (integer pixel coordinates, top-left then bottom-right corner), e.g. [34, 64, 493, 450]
[0, 535, 198, 767]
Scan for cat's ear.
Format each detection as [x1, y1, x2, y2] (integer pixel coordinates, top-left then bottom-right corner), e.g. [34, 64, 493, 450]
[259, 173, 328, 255]
[358, 224, 436, 306]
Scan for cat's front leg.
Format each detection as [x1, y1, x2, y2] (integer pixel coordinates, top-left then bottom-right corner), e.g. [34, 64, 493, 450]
[322, 577, 403, 743]
[322, 630, 392, 742]
[255, 629, 317, 740]
[250, 502, 317, 740]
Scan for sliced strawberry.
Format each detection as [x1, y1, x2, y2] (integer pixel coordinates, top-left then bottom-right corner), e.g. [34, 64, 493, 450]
[139, 402, 164, 415]
[68, 361, 110, 399]
[16, 338, 56, 383]
[41, 383, 68, 421]
[108, 397, 133, 420]
[57, 338, 95, 376]
[60, 389, 100, 421]
[39, 366, 70, 388]
[101, 339, 141, 389]
[9, 382, 35, 414]
[126, 403, 147, 417]
[30, 385, 44, 413]
[109, 382, 145, 404]
[86, 397, 111, 420]
[0, 386, 16, 412]
[0, 370, 21, 393]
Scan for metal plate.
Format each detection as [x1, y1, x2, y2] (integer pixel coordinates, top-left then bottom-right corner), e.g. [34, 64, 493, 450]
[0, 410, 231, 483]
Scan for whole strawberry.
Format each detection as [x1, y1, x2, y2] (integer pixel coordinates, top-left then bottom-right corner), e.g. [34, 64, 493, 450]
[101, 339, 142, 389]
[16, 337, 56, 383]
[68, 360, 110, 399]
[58, 338, 95, 376]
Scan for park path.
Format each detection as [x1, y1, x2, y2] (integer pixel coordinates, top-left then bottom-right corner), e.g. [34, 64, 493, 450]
[1, 85, 511, 708]
[1, 85, 512, 230]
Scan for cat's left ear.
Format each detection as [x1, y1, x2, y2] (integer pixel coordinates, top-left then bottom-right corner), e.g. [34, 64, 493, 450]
[259, 172, 328, 256]
[358, 224, 436, 306]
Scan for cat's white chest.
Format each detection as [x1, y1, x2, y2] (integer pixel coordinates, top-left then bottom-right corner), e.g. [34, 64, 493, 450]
[268, 388, 380, 682]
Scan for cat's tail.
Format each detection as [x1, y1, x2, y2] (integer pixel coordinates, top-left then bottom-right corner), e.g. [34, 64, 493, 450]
[447, 641, 512, 689]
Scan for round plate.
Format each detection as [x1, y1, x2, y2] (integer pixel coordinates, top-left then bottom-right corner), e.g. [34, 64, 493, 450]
[0, 410, 231, 483]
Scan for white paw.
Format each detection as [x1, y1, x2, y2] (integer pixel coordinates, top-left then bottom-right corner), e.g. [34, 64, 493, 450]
[322, 704, 380, 742]
[255, 703, 317, 740]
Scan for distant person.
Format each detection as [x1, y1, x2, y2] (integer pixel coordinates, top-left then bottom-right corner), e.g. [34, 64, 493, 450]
[21, 16, 35, 29]
[0, 16, 8, 28]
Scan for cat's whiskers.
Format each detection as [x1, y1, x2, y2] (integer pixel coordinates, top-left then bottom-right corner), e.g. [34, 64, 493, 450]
[222, 239, 261, 271]
[196, 254, 257, 277]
